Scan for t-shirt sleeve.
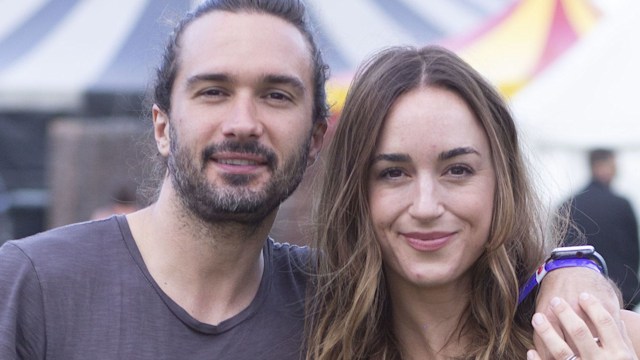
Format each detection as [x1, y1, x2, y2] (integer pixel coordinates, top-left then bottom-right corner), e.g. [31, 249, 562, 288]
[0, 242, 46, 359]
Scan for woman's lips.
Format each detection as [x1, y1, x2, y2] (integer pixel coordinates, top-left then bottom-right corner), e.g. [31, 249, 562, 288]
[403, 231, 454, 252]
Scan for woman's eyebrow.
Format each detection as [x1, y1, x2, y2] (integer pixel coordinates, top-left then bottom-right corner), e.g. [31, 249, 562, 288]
[370, 153, 411, 165]
[438, 147, 479, 161]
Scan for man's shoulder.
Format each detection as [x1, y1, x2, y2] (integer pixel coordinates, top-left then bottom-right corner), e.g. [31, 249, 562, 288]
[567, 182, 607, 206]
[267, 238, 315, 279]
[268, 239, 310, 253]
[0, 216, 136, 302]
[268, 238, 311, 263]
[2, 216, 125, 265]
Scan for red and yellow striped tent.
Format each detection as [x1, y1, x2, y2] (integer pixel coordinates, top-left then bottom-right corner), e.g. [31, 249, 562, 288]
[326, 0, 601, 118]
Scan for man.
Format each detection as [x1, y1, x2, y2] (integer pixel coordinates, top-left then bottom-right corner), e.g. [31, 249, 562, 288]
[563, 148, 640, 310]
[0, 1, 627, 359]
[1, 1, 324, 358]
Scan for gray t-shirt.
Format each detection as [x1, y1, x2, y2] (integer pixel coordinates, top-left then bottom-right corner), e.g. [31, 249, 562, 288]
[0, 216, 309, 359]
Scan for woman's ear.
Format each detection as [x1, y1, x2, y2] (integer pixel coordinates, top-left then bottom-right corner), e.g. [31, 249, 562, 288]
[152, 104, 170, 156]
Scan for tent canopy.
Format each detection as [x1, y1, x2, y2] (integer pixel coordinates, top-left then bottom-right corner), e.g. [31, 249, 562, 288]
[0, 0, 191, 113]
[0, 0, 516, 114]
[512, 0, 640, 148]
[449, 0, 600, 96]
[322, 0, 600, 112]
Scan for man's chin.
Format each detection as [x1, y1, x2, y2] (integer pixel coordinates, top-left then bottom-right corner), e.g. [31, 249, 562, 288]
[220, 173, 262, 187]
[195, 204, 277, 225]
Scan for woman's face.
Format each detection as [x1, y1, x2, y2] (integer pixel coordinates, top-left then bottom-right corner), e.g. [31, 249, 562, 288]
[368, 86, 496, 292]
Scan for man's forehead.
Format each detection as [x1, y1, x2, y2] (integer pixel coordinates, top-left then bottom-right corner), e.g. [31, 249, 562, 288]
[180, 10, 311, 55]
[175, 10, 314, 90]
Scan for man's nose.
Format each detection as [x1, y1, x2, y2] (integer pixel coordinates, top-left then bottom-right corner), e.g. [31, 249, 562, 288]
[220, 96, 264, 140]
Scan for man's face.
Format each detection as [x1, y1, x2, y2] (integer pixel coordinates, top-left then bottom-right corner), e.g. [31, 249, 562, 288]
[153, 11, 324, 224]
[594, 157, 617, 185]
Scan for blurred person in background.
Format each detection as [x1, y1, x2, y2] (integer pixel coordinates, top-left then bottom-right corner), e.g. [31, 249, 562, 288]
[562, 148, 640, 310]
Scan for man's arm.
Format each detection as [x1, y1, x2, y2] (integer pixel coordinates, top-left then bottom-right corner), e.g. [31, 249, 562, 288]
[0, 242, 46, 359]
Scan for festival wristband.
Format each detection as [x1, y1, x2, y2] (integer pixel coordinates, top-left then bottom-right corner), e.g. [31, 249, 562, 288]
[517, 246, 607, 305]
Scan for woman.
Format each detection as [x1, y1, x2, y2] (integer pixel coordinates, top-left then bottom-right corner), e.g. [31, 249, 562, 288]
[305, 45, 639, 359]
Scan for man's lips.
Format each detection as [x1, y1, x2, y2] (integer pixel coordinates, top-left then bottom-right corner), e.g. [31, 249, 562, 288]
[402, 231, 455, 251]
[217, 159, 257, 165]
[203, 141, 276, 170]
[210, 153, 269, 173]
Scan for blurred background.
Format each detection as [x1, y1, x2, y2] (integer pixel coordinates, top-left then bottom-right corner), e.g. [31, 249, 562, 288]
[1, 0, 639, 249]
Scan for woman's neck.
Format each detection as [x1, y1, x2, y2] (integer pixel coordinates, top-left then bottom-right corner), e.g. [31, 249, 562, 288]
[388, 277, 472, 359]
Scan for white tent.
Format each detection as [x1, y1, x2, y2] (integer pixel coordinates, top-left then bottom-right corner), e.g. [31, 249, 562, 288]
[0, 0, 192, 112]
[511, 0, 640, 212]
[0, 0, 514, 113]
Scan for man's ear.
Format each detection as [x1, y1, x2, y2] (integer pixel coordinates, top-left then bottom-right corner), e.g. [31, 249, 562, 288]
[152, 104, 170, 156]
[307, 120, 328, 167]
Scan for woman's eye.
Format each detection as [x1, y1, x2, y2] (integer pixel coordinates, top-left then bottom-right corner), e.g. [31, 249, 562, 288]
[380, 168, 404, 179]
[448, 165, 473, 176]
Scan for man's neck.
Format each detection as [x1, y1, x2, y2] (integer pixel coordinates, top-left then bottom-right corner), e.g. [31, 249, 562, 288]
[126, 185, 276, 325]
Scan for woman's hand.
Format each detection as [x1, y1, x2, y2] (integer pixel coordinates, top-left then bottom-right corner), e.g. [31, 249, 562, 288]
[528, 292, 637, 360]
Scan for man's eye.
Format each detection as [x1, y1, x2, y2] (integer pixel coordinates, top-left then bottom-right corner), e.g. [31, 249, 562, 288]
[267, 92, 291, 101]
[202, 89, 223, 96]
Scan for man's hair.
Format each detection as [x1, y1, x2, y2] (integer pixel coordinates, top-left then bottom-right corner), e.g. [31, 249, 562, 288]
[589, 148, 614, 167]
[152, 0, 329, 124]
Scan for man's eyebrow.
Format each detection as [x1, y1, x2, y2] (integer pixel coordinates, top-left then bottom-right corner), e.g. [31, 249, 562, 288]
[184, 73, 305, 94]
[185, 73, 231, 89]
[370, 153, 411, 166]
[263, 74, 306, 94]
[438, 147, 480, 161]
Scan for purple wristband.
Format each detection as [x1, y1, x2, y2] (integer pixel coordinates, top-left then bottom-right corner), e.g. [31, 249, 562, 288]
[517, 258, 603, 305]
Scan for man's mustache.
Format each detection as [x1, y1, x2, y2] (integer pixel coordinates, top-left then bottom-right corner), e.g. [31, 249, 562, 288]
[202, 141, 277, 171]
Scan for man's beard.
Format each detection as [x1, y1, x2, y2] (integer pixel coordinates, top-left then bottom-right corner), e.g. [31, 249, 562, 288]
[167, 127, 311, 225]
